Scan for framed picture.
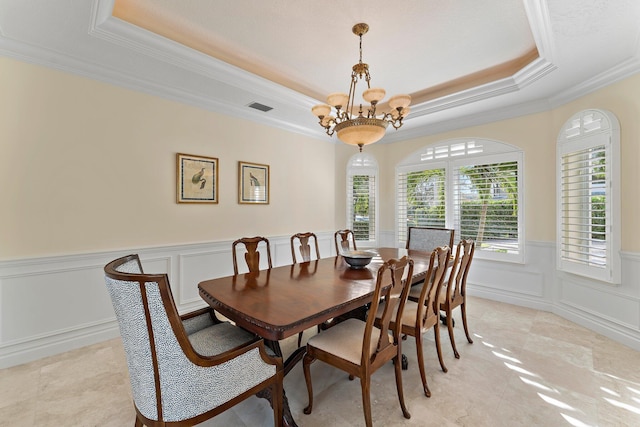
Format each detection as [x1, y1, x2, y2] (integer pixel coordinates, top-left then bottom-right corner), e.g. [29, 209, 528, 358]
[238, 161, 269, 204]
[176, 153, 218, 203]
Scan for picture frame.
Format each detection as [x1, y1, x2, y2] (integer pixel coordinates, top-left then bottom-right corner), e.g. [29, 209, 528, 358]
[238, 161, 269, 204]
[176, 153, 219, 203]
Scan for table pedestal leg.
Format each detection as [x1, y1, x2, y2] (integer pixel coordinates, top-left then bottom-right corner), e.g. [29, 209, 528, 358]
[258, 339, 305, 427]
[256, 386, 298, 427]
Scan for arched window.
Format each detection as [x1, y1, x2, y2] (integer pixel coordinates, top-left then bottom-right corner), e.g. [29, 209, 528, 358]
[347, 152, 378, 245]
[557, 109, 620, 283]
[396, 138, 524, 263]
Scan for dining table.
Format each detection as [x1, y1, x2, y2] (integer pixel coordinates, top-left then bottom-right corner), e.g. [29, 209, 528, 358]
[198, 247, 434, 427]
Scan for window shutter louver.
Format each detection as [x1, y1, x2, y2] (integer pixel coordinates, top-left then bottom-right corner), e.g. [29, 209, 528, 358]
[396, 139, 523, 262]
[454, 160, 519, 255]
[557, 109, 620, 284]
[347, 153, 378, 244]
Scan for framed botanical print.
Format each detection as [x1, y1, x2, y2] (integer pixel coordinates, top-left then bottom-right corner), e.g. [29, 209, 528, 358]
[176, 153, 218, 203]
[238, 161, 269, 204]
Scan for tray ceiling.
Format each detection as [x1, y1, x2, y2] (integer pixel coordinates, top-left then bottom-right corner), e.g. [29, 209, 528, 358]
[1, 0, 639, 143]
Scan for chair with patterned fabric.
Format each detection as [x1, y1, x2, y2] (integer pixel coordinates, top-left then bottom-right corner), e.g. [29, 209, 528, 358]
[302, 256, 414, 427]
[104, 254, 283, 427]
[406, 227, 454, 254]
[407, 227, 454, 300]
[232, 236, 273, 274]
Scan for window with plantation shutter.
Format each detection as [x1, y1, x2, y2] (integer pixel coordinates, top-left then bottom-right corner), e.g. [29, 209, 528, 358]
[397, 166, 446, 242]
[347, 153, 378, 244]
[557, 110, 620, 283]
[397, 139, 524, 262]
[453, 156, 521, 259]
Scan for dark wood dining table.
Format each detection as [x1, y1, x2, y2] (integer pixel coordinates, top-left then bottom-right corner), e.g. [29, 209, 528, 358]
[198, 247, 434, 427]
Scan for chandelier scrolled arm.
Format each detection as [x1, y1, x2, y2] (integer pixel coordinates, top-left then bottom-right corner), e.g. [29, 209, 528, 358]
[311, 23, 411, 151]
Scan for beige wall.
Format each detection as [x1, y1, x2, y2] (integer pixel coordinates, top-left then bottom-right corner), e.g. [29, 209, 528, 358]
[0, 58, 336, 259]
[3, 56, 640, 259]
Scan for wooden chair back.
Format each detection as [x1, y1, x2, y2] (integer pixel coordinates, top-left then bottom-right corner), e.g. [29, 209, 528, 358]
[414, 246, 452, 332]
[440, 239, 476, 357]
[232, 236, 272, 274]
[334, 229, 357, 254]
[290, 232, 320, 263]
[369, 256, 415, 365]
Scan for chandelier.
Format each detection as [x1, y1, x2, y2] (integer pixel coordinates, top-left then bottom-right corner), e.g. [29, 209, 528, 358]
[311, 23, 411, 152]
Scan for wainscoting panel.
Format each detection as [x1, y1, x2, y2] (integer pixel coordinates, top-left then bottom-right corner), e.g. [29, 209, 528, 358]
[559, 276, 640, 329]
[0, 233, 334, 368]
[1, 237, 639, 368]
[0, 262, 113, 342]
[177, 247, 232, 307]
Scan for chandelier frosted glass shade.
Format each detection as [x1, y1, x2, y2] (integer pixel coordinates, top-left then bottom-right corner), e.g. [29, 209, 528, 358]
[335, 118, 388, 147]
[311, 23, 411, 151]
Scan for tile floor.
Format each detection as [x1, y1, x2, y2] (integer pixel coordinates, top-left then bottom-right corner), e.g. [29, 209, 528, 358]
[2, 296, 640, 426]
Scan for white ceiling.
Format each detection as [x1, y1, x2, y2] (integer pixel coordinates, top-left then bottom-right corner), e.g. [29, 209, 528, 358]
[1, 0, 639, 144]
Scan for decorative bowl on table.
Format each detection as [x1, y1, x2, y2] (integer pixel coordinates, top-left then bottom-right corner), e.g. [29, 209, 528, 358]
[341, 250, 377, 269]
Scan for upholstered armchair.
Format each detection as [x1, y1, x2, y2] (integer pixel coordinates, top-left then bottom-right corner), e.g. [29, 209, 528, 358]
[104, 254, 283, 427]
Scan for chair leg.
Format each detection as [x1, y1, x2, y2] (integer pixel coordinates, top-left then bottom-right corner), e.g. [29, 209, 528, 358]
[272, 373, 284, 427]
[302, 353, 315, 415]
[461, 302, 474, 344]
[297, 331, 303, 347]
[446, 309, 460, 359]
[360, 377, 373, 427]
[134, 418, 143, 427]
[434, 321, 448, 371]
[414, 332, 431, 397]
[393, 354, 411, 420]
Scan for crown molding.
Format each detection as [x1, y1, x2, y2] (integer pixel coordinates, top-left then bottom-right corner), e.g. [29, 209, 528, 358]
[549, 55, 640, 108]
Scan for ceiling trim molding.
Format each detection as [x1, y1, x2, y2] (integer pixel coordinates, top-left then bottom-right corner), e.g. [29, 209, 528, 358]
[409, 56, 555, 119]
[90, 0, 312, 107]
[549, 55, 640, 109]
[524, 0, 557, 62]
[382, 98, 553, 144]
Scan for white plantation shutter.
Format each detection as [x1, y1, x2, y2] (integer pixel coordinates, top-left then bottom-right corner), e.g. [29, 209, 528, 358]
[397, 139, 523, 262]
[396, 166, 446, 242]
[347, 153, 378, 244]
[453, 154, 522, 261]
[557, 110, 620, 283]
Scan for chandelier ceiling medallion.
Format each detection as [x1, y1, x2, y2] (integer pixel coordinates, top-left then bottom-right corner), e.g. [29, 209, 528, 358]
[312, 23, 411, 152]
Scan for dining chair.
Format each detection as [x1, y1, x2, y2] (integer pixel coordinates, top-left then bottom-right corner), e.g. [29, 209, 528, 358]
[334, 229, 357, 254]
[406, 226, 454, 299]
[104, 254, 283, 427]
[232, 236, 272, 274]
[376, 246, 451, 397]
[291, 232, 321, 346]
[406, 227, 454, 253]
[290, 232, 320, 263]
[439, 239, 476, 358]
[302, 256, 414, 427]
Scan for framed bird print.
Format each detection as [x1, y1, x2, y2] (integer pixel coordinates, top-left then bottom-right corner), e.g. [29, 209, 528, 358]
[238, 161, 269, 204]
[176, 153, 218, 203]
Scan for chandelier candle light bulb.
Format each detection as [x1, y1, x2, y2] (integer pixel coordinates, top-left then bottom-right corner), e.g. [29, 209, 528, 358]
[311, 23, 411, 151]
